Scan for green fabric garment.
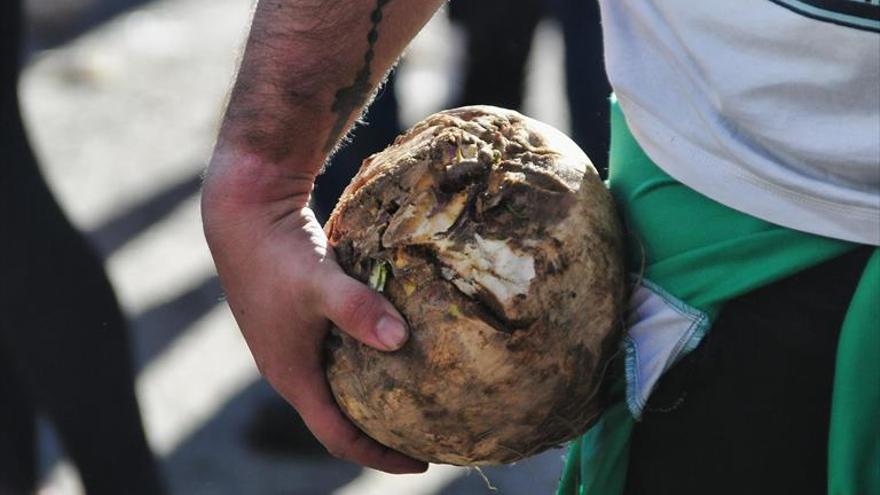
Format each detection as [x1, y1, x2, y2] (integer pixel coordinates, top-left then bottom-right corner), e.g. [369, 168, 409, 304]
[557, 96, 879, 495]
[558, 374, 631, 495]
[828, 249, 880, 494]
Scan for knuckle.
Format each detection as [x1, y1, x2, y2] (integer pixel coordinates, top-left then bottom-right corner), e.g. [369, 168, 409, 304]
[338, 289, 381, 325]
[325, 429, 363, 462]
[326, 443, 351, 461]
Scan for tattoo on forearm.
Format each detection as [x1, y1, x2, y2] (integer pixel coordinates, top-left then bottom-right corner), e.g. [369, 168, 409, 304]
[323, 0, 392, 152]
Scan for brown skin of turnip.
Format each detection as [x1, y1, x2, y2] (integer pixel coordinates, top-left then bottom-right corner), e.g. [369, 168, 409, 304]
[324, 106, 624, 466]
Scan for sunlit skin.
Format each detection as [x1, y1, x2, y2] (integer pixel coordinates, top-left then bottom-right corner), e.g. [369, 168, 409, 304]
[202, 0, 446, 474]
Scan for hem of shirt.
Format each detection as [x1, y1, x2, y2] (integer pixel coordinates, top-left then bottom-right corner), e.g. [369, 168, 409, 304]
[616, 94, 880, 246]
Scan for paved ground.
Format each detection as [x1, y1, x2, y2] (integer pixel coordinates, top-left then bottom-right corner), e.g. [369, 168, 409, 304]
[21, 0, 572, 493]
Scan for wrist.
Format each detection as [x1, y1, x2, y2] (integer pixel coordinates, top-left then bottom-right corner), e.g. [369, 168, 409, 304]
[201, 145, 321, 242]
[203, 145, 316, 209]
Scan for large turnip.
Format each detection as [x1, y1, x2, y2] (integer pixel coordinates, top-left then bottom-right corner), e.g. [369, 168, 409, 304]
[324, 106, 624, 465]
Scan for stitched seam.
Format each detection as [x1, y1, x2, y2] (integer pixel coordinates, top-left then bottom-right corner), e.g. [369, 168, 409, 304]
[623, 334, 644, 419]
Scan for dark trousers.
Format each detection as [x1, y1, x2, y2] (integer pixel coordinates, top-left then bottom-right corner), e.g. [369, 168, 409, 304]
[0, 2, 163, 493]
[625, 246, 874, 494]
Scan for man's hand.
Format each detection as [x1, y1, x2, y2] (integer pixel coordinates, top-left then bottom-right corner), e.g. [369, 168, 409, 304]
[202, 156, 423, 473]
[201, 0, 444, 474]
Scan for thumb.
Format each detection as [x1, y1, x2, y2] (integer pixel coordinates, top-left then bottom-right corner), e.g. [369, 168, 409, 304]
[319, 267, 410, 351]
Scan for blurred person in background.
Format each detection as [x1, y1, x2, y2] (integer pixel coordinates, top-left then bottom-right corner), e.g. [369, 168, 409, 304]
[203, 1, 878, 495]
[0, 1, 165, 493]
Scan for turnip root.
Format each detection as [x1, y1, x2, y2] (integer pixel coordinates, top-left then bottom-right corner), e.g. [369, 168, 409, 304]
[324, 106, 624, 465]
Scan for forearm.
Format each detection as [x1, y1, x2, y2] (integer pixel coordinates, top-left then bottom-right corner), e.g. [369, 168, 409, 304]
[207, 0, 444, 206]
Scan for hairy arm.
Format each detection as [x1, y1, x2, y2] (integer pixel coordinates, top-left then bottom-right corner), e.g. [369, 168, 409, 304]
[208, 0, 444, 203]
[202, 0, 446, 474]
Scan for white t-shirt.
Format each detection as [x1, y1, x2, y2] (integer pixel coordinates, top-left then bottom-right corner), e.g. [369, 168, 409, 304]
[599, 0, 880, 245]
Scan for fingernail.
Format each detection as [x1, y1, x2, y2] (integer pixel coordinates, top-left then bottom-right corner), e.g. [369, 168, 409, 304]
[376, 316, 407, 350]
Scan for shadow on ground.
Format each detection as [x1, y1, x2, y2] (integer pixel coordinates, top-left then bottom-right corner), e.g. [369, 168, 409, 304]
[129, 274, 223, 372]
[84, 170, 219, 372]
[89, 172, 203, 257]
[162, 380, 363, 495]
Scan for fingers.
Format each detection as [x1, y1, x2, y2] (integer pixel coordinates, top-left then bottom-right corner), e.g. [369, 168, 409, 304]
[319, 267, 410, 351]
[275, 363, 428, 474]
[214, 207, 423, 473]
